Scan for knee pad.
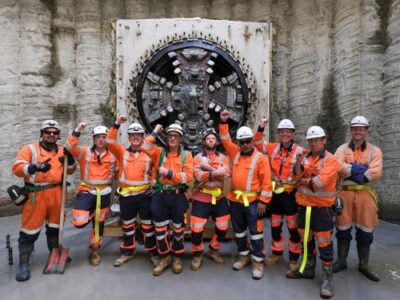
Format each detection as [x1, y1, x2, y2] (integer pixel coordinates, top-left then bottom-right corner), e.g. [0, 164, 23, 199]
[336, 228, 352, 242]
[355, 227, 373, 246]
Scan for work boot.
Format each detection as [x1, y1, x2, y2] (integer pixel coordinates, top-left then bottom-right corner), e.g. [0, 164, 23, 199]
[89, 247, 101, 266]
[232, 255, 250, 271]
[286, 255, 316, 279]
[16, 243, 34, 282]
[332, 241, 350, 273]
[205, 249, 224, 264]
[114, 252, 135, 267]
[191, 255, 203, 271]
[251, 260, 264, 280]
[320, 264, 334, 299]
[172, 256, 183, 274]
[288, 260, 298, 272]
[357, 244, 379, 281]
[153, 256, 171, 276]
[264, 253, 283, 266]
[148, 253, 160, 268]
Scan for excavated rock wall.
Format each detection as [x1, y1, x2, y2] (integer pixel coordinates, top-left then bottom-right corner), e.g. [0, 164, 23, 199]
[0, 0, 398, 220]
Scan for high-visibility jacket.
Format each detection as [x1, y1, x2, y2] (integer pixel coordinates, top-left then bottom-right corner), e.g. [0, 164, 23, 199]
[143, 135, 193, 186]
[254, 131, 304, 187]
[294, 150, 338, 207]
[66, 134, 119, 194]
[335, 140, 382, 185]
[219, 124, 272, 204]
[106, 128, 154, 193]
[192, 150, 230, 203]
[12, 143, 76, 184]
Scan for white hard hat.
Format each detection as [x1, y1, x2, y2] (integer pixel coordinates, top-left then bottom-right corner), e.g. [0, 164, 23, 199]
[306, 126, 326, 140]
[166, 123, 183, 136]
[40, 120, 60, 131]
[277, 119, 295, 130]
[92, 125, 108, 136]
[127, 123, 145, 134]
[236, 126, 254, 140]
[350, 116, 369, 127]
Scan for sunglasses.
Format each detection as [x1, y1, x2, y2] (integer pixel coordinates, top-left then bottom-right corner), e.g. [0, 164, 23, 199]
[238, 138, 252, 145]
[44, 130, 60, 135]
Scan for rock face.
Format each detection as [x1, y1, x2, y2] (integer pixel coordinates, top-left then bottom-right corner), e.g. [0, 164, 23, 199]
[0, 0, 398, 220]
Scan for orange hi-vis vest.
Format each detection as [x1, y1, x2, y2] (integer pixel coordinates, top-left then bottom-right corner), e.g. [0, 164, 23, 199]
[219, 124, 272, 205]
[294, 150, 338, 207]
[12, 143, 76, 185]
[66, 135, 118, 194]
[254, 131, 304, 187]
[192, 150, 230, 204]
[143, 135, 193, 186]
[106, 128, 153, 194]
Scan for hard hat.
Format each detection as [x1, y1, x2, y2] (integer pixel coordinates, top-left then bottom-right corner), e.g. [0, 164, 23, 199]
[40, 120, 60, 131]
[92, 125, 108, 136]
[166, 123, 183, 136]
[127, 122, 145, 134]
[306, 126, 326, 139]
[350, 116, 369, 127]
[201, 128, 218, 140]
[236, 126, 254, 140]
[277, 119, 295, 130]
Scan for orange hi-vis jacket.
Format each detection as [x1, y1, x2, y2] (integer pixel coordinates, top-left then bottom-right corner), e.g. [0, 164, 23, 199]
[143, 135, 193, 186]
[219, 124, 272, 204]
[106, 128, 154, 194]
[192, 150, 230, 203]
[335, 140, 382, 185]
[12, 143, 76, 185]
[254, 131, 304, 187]
[66, 134, 119, 194]
[294, 150, 339, 207]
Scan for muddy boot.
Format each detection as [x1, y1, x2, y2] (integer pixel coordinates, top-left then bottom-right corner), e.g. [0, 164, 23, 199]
[357, 244, 379, 281]
[288, 260, 298, 272]
[333, 241, 350, 273]
[172, 256, 183, 274]
[320, 264, 334, 299]
[251, 260, 264, 280]
[114, 250, 136, 267]
[205, 249, 224, 264]
[191, 255, 203, 271]
[16, 243, 34, 282]
[89, 247, 101, 266]
[264, 253, 283, 266]
[153, 256, 171, 276]
[148, 252, 160, 268]
[286, 255, 316, 279]
[232, 254, 250, 271]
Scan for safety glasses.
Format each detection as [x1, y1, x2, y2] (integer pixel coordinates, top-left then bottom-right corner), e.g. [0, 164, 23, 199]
[238, 138, 252, 145]
[43, 130, 60, 135]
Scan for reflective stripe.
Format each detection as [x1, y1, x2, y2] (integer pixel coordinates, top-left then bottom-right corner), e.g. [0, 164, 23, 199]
[125, 230, 135, 236]
[337, 224, 352, 231]
[174, 235, 184, 241]
[250, 233, 264, 240]
[215, 221, 229, 228]
[155, 220, 170, 227]
[81, 148, 115, 185]
[28, 144, 37, 183]
[260, 191, 272, 197]
[297, 187, 336, 198]
[156, 234, 167, 240]
[355, 223, 374, 233]
[172, 222, 182, 228]
[74, 215, 89, 222]
[21, 227, 41, 235]
[181, 172, 187, 184]
[191, 223, 206, 229]
[240, 250, 250, 255]
[122, 217, 136, 225]
[141, 219, 152, 225]
[47, 223, 59, 229]
[119, 151, 151, 186]
[316, 236, 330, 244]
[314, 177, 323, 190]
[105, 137, 116, 144]
[251, 254, 265, 262]
[246, 152, 261, 191]
[235, 231, 247, 238]
[144, 232, 155, 237]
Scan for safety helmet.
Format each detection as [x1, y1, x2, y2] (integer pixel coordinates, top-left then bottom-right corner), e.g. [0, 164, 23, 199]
[201, 128, 218, 140]
[277, 119, 295, 130]
[40, 120, 60, 131]
[306, 126, 326, 140]
[166, 123, 183, 136]
[92, 125, 108, 136]
[127, 123, 145, 134]
[350, 116, 369, 127]
[236, 126, 254, 140]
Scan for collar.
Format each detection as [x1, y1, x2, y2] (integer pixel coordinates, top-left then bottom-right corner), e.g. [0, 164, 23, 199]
[240, 148, 254, 156]
[202, 149, 218, 157]
[39, 141, 58, 152]
[128, 147, 141, 153]
[307, 149, 325, 158]
[349, 140, 366, 152]
[280, 141, 294, 151]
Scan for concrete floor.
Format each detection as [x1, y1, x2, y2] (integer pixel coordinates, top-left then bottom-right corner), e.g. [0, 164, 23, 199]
[1, 211, 399, 300]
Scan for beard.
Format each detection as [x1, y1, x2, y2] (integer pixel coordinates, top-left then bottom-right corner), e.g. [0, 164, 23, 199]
[204, 143, 217, 151]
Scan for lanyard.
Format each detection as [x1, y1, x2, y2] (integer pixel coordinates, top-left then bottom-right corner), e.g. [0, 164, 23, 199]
[278, 143, 293, 175]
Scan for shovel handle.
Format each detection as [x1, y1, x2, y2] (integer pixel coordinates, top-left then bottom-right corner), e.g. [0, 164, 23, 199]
[59, 153, 68, 244]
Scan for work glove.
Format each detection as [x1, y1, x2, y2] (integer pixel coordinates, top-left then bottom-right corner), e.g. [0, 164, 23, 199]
[348, 173, 369, 184]
[27, 158, 51, 174]
[59, 148, 75, 166]
[351, 163, 368, 175]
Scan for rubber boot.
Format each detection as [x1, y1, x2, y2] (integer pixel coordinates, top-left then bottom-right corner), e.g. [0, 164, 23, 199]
[232, 254, 251, 271]
[357, 244, 379, 281]
[172, 256, 183, 274]
[153, 256, 171, 276]
[320, 264, 334, 299]
[205, 249, 224, 264]
[251, 260, 264, 280]
[286, 255, 316, 279]
[16, 243, 34, 282]
[191, 255, 203, 271]
[332, 241, 350, 273]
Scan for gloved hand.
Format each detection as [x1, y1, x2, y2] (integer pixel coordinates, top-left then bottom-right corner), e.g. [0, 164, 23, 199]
[351, 164, 368, 175]
[27, 158, 51, 174]
[348, 173, 369, 184]
[59, 148, 75, 166]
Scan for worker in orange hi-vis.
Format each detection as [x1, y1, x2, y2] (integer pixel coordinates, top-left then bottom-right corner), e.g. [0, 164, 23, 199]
[65, 122, 119, 266]
[218, 110, 273, 280]
[286, 126, 338, 299]
[190, 128, 231, 271]
[143, 123, 193, 276]
[333, 116, 382, 282]
[12, 120, 76, 282]
[254, 118, 304, 272]
[106, 115, 158, 268]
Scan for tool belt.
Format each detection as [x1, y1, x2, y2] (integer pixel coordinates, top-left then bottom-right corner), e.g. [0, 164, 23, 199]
[25, 182, 61, 203]
[341, 185, 378, 206]
[272, 181, 296, 194]
[153, 183, 187, 194]
[233, 190, 258, 207]
[200, 187, 222, 205]
[117, 184, 151, 196]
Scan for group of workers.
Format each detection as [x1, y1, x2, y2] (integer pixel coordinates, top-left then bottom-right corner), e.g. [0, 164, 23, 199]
[11, 111, 382, 299]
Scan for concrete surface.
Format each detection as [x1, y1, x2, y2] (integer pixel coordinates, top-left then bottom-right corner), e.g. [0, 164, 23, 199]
[1, 211, 399, 300]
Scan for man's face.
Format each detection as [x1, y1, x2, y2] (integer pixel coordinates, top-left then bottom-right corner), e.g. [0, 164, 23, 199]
[41, 128, 60, 143]
[93, 134, 107, 148]
[166, 132, 182, 147]
[277, 128, 295, 144]
[203, 134, 218, 150]
[350, 126, 368, 143]
[238, 138, 254, 154]
[128, 133, 144, 147]
[307, 137, 326, 154]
